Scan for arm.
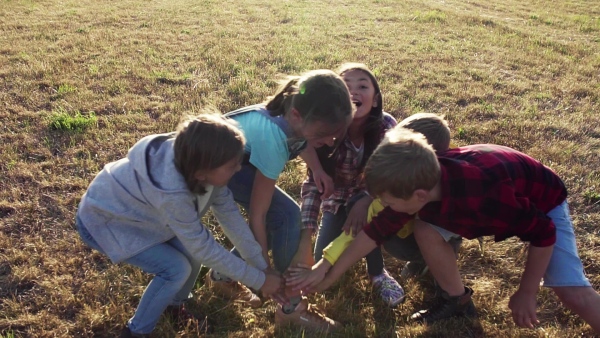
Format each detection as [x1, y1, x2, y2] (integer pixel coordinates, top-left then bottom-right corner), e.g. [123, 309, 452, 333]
[286, 259, 332, 291]
[342, 194, 373, 236]
[160, 196, 266, 290]
[300, 146, 334, 198]
[210, 187, 268, 270]
[322, 232, 354, 265]
[249, 170, 277, 266]
[311, 231, 377, 293]
[508, 244, 554, 328]
[300, 173, 323, 231]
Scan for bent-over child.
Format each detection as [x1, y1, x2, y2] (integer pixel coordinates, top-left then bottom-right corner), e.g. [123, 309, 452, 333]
[76, 114, 282, 337]
[310, 127, 600, 332]
[204, 69, 354, 332]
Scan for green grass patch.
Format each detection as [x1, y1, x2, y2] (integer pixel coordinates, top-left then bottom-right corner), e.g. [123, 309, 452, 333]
[48, 108, 97, 132]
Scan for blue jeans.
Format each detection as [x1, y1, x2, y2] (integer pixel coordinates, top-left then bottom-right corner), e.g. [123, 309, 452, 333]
[543, 200, 591, 287]
[314, 198, 384, 276]
[77, 219, 201, 335]
[227, 164, 301, 273]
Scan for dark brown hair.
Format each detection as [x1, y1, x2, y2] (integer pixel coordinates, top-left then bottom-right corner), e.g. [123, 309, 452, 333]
[174, 113, 245, 194]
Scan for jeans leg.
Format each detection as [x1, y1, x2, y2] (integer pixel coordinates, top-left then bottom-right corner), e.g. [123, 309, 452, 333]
[383, 234, 424, 262]
[365, 247, 385, 276]
[125, 242, 193, 334]
[314, 210, 346, 262]
[227, 163, 301, 273]
[167, 237, 203, 304]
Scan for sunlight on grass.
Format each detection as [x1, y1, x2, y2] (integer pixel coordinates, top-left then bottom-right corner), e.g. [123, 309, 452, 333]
[1, 0, 599, 337]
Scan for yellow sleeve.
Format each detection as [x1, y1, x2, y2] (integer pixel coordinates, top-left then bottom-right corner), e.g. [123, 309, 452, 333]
[367, 199, 385, 222]
[323, 199, 386, 265]
[322, 232, 354, 265]
[369, 198, 416, 238]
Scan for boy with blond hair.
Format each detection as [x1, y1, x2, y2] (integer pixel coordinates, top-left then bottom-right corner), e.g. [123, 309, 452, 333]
[303, 128, 600, 331]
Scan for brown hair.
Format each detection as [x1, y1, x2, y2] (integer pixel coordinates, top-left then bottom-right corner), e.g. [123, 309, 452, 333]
[398, 113, 450, 153]
[365, 128, 440, 199]
[174, 113, 245, 194]
[265, 69, 353, 133]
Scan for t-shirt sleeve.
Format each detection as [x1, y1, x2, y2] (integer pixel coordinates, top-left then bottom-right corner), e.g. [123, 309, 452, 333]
[363, 207, 414, 245]
[242, 115, 289, 180]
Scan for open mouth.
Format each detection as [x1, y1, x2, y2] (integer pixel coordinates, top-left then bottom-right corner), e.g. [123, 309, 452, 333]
[352, 100, 362, 107]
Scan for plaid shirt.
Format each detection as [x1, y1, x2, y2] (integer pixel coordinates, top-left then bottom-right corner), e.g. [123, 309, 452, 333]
[363, 144, 567, 247]
[300, 113, 397, 230]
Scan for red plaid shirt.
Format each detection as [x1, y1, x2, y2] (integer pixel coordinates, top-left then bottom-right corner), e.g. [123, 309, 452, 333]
[363, 144, 567, 247]
[300, 113, 397, 230]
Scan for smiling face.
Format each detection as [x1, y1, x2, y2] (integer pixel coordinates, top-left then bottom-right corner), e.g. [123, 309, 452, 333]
[194, 156, 242, 188]
[342, 69, 379, 120]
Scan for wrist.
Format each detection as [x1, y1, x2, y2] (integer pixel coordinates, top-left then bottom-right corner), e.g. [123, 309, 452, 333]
[315, 259, 332, 272]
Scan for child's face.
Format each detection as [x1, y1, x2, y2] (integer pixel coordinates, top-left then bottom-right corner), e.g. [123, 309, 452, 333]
[379, 191, 426, 215]
[194, 157, 241, 188]
[297, 118, 348, 148]
[342, 69, 378, 120]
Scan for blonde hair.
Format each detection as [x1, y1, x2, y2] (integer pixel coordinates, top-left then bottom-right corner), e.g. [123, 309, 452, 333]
[398, 113, 450, 153]
[265, 69, 353, 133]
[174, 113, 245, 194]
[365, 128, 440, 199]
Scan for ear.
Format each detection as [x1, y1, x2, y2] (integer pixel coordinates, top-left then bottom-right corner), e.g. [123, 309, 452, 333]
[414, 189, 429, 202]
[289, 108, 303, 124]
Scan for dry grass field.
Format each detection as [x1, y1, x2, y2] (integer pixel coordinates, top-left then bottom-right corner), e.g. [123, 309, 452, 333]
[1, 0, 599, 337]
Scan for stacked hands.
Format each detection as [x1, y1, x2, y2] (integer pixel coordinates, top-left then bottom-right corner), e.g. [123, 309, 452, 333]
[286, 260, 332, 294]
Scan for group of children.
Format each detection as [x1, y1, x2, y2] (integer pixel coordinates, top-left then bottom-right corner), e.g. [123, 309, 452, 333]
[76, 63, 600, 337]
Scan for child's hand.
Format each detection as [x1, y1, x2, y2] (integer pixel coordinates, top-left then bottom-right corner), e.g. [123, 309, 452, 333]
[312, 169, 334, 199]
[305, 274, 335, 294]
[286, 260, 331, 292]
[508, 288, 539, 329]
[343, 195, 371, 236]
[260, 269, 286, 305]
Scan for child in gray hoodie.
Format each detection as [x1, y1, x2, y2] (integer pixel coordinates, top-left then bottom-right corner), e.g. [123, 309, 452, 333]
[76, 114, 282, 337]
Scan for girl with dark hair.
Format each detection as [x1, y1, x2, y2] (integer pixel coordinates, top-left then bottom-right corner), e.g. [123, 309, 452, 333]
[299, 63, 405, 307]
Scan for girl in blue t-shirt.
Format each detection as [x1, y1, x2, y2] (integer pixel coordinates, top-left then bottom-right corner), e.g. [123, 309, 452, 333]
[205, 69, 353, 332]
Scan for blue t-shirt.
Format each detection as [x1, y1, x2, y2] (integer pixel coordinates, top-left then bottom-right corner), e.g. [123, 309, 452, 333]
[230, 110, 290, 180]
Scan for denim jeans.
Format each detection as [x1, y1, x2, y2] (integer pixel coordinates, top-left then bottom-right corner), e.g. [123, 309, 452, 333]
[542, 200, 591, 287]
[227, 163, 301, 273]
[77, 219, 201, 335]
[313, 197, 384, 276]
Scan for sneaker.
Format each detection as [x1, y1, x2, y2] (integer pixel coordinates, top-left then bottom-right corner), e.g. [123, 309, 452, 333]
[275, 297, 342, 332]
[372, 269, 406, 307]
[204, 269, 262, 308]
[119, 326, 149, 338]
[400, 261, 429, 279]
[411, 286, 477, 324]
[165, 304, 214, 334]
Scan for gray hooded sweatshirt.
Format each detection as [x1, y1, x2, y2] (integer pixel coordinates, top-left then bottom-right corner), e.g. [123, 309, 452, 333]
[77, 133, 267, 290]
